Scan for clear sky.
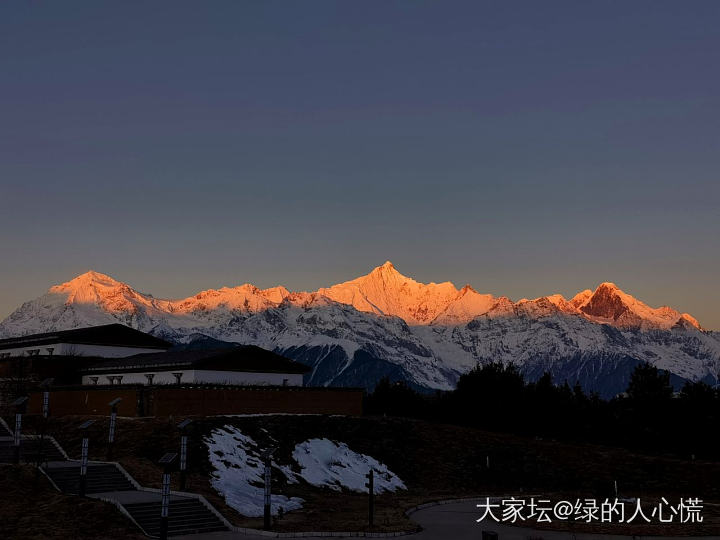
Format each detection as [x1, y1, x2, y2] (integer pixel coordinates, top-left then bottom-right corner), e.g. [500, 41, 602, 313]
[1, 1, 718, 328]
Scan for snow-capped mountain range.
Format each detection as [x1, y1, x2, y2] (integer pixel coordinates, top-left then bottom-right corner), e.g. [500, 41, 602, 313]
[1, 262, 718, 397]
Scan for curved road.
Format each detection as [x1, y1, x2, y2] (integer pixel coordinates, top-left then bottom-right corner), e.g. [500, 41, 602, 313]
[410, 500, 716, 540]
[178, 499, 717, 539]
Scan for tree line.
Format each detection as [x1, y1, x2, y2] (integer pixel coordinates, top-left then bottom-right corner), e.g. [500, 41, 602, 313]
[365, 362, 720, 460]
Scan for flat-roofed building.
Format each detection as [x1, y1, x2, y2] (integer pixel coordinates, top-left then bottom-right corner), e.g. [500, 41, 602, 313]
[81, 346, 311, 387]
[0, 324, 171, 359]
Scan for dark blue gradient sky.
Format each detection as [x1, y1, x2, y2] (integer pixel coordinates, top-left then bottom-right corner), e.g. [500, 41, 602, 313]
[1, 1, 719, 327]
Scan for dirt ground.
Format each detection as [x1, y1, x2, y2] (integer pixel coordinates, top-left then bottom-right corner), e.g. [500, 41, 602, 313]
[0, 464, 146, 540]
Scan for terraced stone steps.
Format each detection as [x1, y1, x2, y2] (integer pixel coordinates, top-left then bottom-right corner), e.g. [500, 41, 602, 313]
[2, 430, 231, 537]
[0, 420, 12, 436]
[123, 499, 228, 537]
[44, 463, 136, 494]
[0, 437, 66, 463]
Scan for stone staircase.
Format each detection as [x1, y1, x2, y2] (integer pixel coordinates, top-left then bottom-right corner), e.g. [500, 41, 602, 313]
[0, 418, 12, 436]
[44, 462, 137, 494]
[0, 423, 231, 538]
[123, 498, 229, 537]
[0, 437, 67, 463]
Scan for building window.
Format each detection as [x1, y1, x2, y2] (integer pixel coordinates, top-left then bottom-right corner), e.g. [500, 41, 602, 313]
[172, 372, 183, 384]
[145, 373, 155, 385]
[46, 347, 54, 356]
[282, 378, 289, 386]
[26, 349, 40, 356]
[0, 353, 10, 359]
[89, 376, 99, 385]
[107, 376, 115, 385]
[116, 376, 124, 384]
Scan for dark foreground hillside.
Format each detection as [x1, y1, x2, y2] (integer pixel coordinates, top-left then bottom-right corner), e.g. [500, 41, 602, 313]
[0, 465, 145, 540]
[9, 413, 720, 536]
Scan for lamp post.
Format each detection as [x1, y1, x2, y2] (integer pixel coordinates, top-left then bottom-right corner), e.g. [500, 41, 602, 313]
[260, 447, 277, 531]
[158, 452, 178, 540]
[11, 396, 28, 464]
[365, 469, 375, 529]
[37, 378, 54, 473]
[41, 377, 53, 419]
[177, 419, 192, 490]
[78, 420, 95, 496]
[107, 398, 122, 460]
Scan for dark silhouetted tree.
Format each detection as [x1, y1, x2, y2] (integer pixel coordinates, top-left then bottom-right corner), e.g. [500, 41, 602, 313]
[626, 363, 673, 403]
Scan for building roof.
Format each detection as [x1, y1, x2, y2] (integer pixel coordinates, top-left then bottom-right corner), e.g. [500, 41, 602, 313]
[0, 355, 100, 385]
[0, 324, 172, 352]
[81, 346, 311, 375]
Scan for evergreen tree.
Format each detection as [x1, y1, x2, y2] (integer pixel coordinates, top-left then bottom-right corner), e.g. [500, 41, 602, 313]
[626, 363, 673, 403]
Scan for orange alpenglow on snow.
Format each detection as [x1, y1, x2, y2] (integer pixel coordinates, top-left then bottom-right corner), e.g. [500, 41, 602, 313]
[29, 262, 703, 331]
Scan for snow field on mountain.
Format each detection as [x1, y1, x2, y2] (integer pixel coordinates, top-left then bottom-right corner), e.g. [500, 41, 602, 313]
[3, 263, 703, 338]
[1, 262, 718, 394]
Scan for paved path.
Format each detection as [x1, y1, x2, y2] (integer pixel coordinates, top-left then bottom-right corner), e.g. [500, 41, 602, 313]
[175, 499, 718, 540]
[410, 500, 718, 540]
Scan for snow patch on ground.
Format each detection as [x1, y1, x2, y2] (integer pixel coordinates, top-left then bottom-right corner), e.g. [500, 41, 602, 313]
[206, 428, 406, 517]
[292, 438, 406, 494]
[205, 426, 303, 517]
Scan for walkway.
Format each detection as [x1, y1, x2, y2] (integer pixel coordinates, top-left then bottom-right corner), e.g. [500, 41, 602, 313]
[175, 500, 719, 539]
